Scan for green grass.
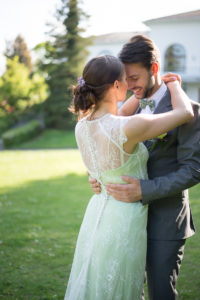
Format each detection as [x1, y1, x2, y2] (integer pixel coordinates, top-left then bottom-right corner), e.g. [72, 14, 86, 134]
[9, 129, 77, 149]
[0, 150, 199, 299]
[0, 150, 90, 299]
[176, 184, 200, 300]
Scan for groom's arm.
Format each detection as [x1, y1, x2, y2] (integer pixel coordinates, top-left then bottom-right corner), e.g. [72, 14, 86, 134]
[140, 102, 200, 204]
[106, 102, 200, 203]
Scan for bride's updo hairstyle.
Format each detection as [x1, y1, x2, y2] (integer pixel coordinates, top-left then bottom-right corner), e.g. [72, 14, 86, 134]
[70, 55, 124, 115]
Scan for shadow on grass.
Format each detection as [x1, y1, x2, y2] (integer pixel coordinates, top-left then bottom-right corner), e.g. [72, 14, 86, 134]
[0, 177, 199, 300]
[0, 172, 92, 300]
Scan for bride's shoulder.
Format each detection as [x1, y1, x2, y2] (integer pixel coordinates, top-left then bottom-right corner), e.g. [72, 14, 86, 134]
[75, 117, 86, 131]
[109, 114, 133, 125]
[108, 114, 132, 120]
[101, 114, 133, 134]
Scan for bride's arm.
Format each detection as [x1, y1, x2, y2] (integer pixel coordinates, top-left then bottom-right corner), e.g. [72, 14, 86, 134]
[118, 95, 139, 116]
[123, 81, 193, 151]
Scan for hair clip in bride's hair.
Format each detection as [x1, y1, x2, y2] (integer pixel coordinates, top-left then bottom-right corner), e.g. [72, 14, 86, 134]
[78, 77, 85, 86]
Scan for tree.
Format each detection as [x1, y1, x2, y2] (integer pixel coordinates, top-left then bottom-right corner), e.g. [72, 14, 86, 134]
[35, 0, 92, 129]
[0, 56, 48, 134]
[5, 35, 33, 71]
[0, 57, 48, 116]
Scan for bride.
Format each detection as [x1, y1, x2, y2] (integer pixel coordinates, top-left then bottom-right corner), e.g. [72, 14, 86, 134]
[64, 55, 193, 300]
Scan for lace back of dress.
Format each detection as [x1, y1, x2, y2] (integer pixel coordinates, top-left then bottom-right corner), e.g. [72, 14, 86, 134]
[84, 119, 103, 185]
[75, 114, 132, 177]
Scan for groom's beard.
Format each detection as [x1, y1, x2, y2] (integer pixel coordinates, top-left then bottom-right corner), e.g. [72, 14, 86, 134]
[143, 73, 155, 98]
[133, 73, 156, 100]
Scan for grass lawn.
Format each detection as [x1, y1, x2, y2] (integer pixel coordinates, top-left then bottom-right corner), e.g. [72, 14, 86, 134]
[9, 129, 77, 149]
[0, 150, 199, 299]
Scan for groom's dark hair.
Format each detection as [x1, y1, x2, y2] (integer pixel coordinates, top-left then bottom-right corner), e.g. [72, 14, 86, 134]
[118, 35, 161, 70]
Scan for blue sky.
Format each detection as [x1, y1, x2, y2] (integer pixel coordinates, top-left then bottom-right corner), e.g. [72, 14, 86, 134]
[0, 0, 200, 73]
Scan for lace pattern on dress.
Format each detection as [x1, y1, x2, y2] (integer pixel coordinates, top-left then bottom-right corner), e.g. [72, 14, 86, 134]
[75, 114, 133, 174]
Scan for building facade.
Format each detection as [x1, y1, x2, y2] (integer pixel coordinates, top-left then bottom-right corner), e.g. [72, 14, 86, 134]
[144, 10, 200, 102]
[88, 10, 200, 102]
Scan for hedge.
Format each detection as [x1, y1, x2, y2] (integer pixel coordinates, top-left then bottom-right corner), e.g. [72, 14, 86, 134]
[2, 120, 43, 148]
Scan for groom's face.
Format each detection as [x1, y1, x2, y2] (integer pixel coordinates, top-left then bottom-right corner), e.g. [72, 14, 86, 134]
[124, 63, 155, 99]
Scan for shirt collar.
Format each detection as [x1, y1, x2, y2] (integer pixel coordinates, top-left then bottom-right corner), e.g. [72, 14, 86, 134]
[149, 82, 167, 109]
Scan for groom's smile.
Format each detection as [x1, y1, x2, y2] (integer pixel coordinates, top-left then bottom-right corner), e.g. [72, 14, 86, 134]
[124, 62, 156, 99]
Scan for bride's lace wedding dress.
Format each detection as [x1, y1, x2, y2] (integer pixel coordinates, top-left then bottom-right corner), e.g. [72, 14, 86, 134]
[64, 113, 148, 300]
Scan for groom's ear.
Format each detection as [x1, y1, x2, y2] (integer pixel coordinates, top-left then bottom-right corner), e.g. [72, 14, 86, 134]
[151, 62, 158, 75]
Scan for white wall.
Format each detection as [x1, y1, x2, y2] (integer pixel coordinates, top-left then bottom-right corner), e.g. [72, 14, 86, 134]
[186, 83, 200, 102]
[147, 20, 200, 102]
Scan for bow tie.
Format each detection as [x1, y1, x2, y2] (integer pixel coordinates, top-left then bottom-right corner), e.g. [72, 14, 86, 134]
[139, 98, 155, 112]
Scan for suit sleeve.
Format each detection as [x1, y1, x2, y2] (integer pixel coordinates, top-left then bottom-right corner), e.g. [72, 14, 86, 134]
[141, 103, 200, 205]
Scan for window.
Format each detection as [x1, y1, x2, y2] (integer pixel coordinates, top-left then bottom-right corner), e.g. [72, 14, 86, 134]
[164, 44, 186, 72]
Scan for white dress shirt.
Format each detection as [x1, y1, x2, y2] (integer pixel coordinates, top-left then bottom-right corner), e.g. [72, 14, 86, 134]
[141, 82, 167, 114]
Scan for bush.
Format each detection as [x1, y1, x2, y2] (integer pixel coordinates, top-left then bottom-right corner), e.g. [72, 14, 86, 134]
[2, 120, 43, 147]
[0, 114, 17, 136]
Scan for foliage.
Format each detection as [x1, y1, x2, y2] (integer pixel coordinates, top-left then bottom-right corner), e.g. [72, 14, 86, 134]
[0, 150, 199, 299]
[0, 57, 48, 112]
[5, 35, 33, 71]
[7, 129, 77, 149]
[2, 120, 43, 147]
[0, 35, 48, 136]
[0, 110, 17, 136]
[35, 0, 92, 129]
[0, 57, 31, 108]
[0, 57, 48, 135]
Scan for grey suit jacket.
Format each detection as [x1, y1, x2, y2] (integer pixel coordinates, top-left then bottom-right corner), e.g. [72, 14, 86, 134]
[140, 88, 200, 240]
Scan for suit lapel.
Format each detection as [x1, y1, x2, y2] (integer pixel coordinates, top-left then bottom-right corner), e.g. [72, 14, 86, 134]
[153, 88, 172, 114]
[143, 88, 172, 150]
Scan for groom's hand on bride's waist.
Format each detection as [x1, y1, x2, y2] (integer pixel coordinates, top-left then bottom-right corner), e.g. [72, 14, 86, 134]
[88, 172, 142, 203]
[106, 176, 142, 203]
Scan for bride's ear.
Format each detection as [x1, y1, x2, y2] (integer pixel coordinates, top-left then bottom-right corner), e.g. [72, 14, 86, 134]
[114, 80, 119, 90]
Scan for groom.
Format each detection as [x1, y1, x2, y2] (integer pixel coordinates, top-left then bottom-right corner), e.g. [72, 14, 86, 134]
[89, 35, 200, 299]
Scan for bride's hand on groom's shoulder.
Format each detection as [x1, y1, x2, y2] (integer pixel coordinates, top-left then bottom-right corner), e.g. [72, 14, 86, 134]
[106, 176, 142, 203]
[161, 73, 181, 86]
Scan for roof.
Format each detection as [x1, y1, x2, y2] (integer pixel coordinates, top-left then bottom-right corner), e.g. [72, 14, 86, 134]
[144, 9, 200, 24]
[92, 31, 149, 44]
